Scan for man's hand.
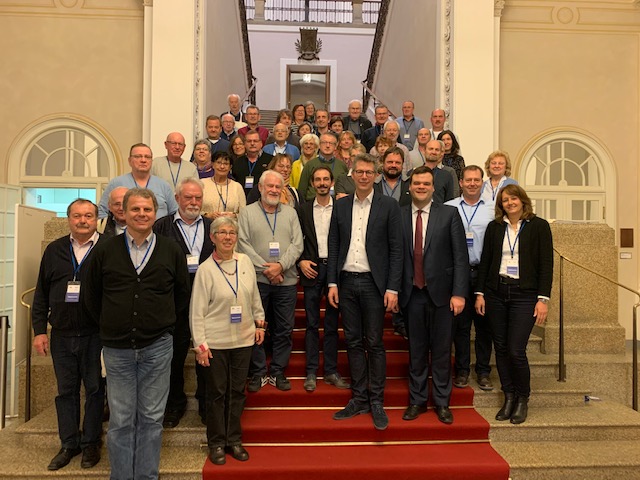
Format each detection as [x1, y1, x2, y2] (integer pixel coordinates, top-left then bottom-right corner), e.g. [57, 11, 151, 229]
[328, 286, 339, 308]
[33, 334, 49, 356]
[384, 292, 398, 313]
[262, 262, 284, 282]
[534, 300, 549, 326]
[475, 295, 485, 316]
[298, 260, 318, 280]
[255, 328, 265, 345]
[450, 295, 465, 316]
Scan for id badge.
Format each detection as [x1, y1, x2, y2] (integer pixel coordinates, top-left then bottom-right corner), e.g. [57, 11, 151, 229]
[466, 232, 474, 247]
[403, 134, 411, 139]
[187, 255, 199, 273]
[245, 176, 254, 189]
[230, 305, 242, 323]
[65, 281, 81, 303]
[506, 258, 519, 277]
[269, 241, 280, 257]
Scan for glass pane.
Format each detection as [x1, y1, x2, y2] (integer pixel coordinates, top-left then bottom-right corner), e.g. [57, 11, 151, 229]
[572, 200, 584, 220]
[23, 188, 97, 217]
[564, 161, 584, 186]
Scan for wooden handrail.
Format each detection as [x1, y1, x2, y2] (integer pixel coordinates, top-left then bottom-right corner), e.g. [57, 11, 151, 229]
[19, 287, 35, 421]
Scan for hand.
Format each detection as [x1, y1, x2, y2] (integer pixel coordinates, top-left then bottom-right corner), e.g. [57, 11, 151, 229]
[384, 292, 398, 313]
[196, 349, 212, 367]
[336, 193, 348, 200]
[450, 296, 465, 316]
[475, 295, 485, 316]
[255, 328, 265, 345]
[262, 262, 284, 282]
[33, 334, 49, 356]
[328, 286, 339, 308]
[270, 274, 284, 285]
[298, 260, 318, 280]
[534, 300, 549, 326]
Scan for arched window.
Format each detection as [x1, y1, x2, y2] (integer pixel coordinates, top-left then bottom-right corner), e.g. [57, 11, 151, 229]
[519, 130, 615, 227]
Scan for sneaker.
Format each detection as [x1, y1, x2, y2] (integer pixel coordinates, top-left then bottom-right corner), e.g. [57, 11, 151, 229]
[324, 373, 351, 389]
[269, 374, 291, 391]
[477, 374, 494, 391]
[333, 399, 370, 420]
[453, 371, 469, 388]
[371, 404, 389, 430]
[247, 375, 268, 393]
[304, 374, 317, 392]
[393, 324, 408, 340]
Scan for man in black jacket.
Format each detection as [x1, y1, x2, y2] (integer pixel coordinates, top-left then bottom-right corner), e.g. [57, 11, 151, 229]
[33, 199, 103, 471]
[342, 99, 373, 141]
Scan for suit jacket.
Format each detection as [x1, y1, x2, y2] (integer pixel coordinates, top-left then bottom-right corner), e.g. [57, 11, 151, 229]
[361, 125, 384, 153]
[399, 202, 469, 309]
[328, 191, 403, 297]
[297, 199, 328, 287]
[342, 115, 373, 140]
[476, 215, 553, 297]
[373, 178, 412, 207]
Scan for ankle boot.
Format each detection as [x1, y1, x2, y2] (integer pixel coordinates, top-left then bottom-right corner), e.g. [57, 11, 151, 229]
[510, 396, 529, 424]
[495, 393, 516, 421]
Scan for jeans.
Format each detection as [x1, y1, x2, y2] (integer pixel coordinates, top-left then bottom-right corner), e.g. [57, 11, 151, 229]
[485, 283, 537, 398]
[250, 283, 297, 377]
[304, 262, 339, 376]
[339, 272, 386, 405]
[50, 330, 104, 449]
[103, 333, 173, 480]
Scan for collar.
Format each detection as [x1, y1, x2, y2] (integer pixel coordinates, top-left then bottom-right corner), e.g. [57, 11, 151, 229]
[173, 211, 203, 226]
[126, 230, 154, 247]
[354, 189, 374, 205]
[70, 231, 99, 247]
[313, 196, 334, 208]
[460, 196, 484, 207]
[412, 201, 432, 215]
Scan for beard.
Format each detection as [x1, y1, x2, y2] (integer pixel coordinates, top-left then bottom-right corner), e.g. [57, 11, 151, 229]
[263, 195, 280, 207]
[384, 169, 402, 179]
[181, 206, 201, 220]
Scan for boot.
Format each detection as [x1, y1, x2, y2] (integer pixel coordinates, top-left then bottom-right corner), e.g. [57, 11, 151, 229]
[495, 392, 516, 421]
[510, 396, 529, 424]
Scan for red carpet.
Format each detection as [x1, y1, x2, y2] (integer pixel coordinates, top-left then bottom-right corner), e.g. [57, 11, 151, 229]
[202, 291, 510, 479]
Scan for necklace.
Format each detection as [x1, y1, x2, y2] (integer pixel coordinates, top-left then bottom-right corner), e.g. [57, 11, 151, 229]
[217, 259, 237, 276]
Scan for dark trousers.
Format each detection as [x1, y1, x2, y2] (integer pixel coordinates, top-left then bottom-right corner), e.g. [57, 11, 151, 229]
[166, 314, 206, 414]
[205, 346, 252, 448]
[50, 330, 104, 449]
[485, 282, 537, 398]
[405, 287, 453, 407]
[304, 262, 339, 376]
[339, 272, 386, 405]
[453, 269, 493, 376]
[250, 283, 297, 377]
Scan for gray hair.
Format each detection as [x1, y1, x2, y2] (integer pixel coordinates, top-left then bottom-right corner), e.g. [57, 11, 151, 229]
[210, 216, 238, 235]
[349, 99, 362, 108]
[258, 170, 285, 188]
[300, 133, 320, 148]
[175, 177, 204, 196]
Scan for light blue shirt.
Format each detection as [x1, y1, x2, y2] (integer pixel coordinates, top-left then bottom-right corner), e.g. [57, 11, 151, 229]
[125, 231, 156, 274]
[445, 196, 494, 266]
[98, 174, 178, 220]
[174, 212, 205, 258]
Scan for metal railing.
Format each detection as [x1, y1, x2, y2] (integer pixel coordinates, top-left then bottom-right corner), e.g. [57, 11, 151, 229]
[19, 287, 35, 422]
[241, 76, 258, 109]
[554, 248, 640, 410]
[360, 81, 396, 119]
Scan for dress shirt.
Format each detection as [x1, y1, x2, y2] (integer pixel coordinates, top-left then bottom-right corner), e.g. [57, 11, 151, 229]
[499, 219, 522, 278]
[173, 212, 205, 258]
[70, 232, 99, 274]
[377, 176, 402, 202]
[126, 231, 156, 274]
[411, 202, 431, 251]
[445, 196, 494, 266]
[313, 197, 333, 258]
[343, 190, 374, 273]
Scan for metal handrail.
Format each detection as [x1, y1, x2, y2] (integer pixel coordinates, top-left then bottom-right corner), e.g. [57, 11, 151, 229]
[241, 76, 258, 108]
[19, 287, 35, 421]
[554, 248, 640, 410]
[360, 81, 396, 119]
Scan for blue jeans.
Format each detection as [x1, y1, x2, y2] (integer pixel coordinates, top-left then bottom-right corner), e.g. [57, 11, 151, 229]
[103, 333, 173, 480]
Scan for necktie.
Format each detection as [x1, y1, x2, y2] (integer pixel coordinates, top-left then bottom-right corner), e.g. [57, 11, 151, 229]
[413, 210, 425, 288]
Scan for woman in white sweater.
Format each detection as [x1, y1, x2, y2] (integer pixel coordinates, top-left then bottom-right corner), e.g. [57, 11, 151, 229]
[190, 216, 265, 466]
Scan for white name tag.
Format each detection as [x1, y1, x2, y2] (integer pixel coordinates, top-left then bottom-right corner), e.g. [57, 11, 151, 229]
[506, 258, 519, 277]
[187, 255, 199, 273]
[466, 232, 474, 247]
[403, 134, 411, 139]
[230, 305, 242, 323]
[269, 242, 280, 257]
[245, 176, 254, 189]
[65, 281, 81, 303]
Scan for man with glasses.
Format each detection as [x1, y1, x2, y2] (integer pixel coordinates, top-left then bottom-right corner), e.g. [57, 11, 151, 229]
[98, 143, 178, 220]
[220, 113, 238, 142]
[152, 132, 199, 192]
[297, 133, 349, 201]
[342, 99, 372, 141]
[328, 153, 403, 431]
[238, 105, 269, 144]
[362, 104, 390, 153]
[232, 130, 273, 197]
[98, 186, 128, 238]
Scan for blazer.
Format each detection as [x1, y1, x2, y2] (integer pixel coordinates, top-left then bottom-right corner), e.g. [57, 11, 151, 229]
[399, 202, 469, 309]
[297, 199, 330, 287]
[476, 215, 553, 297]
[327, 191, 403, 297]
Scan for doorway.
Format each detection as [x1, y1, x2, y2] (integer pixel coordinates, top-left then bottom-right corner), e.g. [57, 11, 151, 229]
[287, 65, 330, 111]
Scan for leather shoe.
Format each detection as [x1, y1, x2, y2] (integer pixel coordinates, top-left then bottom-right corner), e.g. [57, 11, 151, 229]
[304, 374, 317, 392]
[495, 393, 516, 421]
[453, 371, 469, 388]
[47, 447, 81, 471]
[333, 399, 370, 420]
[394, 323, 408, 340]
[435, 406, 454, 424]
[228, 444, 249, 461]
[510, 396, 529, 424]
[402, 404, 428, 421]
[477, 375, 494, 391]
[162, 409, 184, 428]
[324, 373, 351, 389]
[208, 446, 226, 465]
[80, 444, 101, 469]
[371, 404, 389, 430]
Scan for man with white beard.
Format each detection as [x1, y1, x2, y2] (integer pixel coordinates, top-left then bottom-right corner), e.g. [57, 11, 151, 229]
[237, 170, 303, 392]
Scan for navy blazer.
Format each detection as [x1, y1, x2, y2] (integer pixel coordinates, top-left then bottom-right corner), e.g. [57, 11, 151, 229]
[399, 202, 469, 309]
[327, 191, 403, 297]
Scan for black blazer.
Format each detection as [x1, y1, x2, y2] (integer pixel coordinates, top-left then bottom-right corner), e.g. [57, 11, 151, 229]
[361, 125, 384, 153]
[297, 199, 326, 287]
[476, 215, 553, 297]
[328, 191, 403, 297]
[373, 178, 412, 207]
[399, 202, 469, 308]
[342, 115, 373, 140]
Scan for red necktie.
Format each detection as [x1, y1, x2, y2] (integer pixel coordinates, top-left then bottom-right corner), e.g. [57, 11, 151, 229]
[413, 210, 425, 288]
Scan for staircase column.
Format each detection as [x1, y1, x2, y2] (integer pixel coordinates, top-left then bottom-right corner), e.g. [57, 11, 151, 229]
[255, 0, 265, 20]
[351, 0, 364, 25]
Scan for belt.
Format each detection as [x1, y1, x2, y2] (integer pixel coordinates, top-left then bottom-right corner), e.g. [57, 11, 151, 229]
[499, 275, 520, 285]
[341, 271, 372, 278]
[318, 258, 328, 265]
[470, 265, 479, 272]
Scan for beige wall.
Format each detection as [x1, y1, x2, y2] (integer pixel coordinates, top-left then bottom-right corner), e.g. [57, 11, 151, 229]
[0, 0, 144, 182]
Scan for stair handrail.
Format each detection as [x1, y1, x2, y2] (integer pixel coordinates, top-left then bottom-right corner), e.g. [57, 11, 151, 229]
[241, 76, 258, 108]
[554, 247, 640, 411]
[19, 287, 35, 421]
[360, 81, 396, 119]
[238, 0, 256, 106]
[363, 0, 391, 108]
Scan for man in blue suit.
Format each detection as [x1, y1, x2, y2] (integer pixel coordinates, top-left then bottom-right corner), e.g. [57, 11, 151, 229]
[400, 165, 469, 424]
[327, 153, 403, 431]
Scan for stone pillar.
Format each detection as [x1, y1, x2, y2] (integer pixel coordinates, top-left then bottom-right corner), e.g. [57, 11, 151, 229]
[255, 0, 265, 20]
[352, 0, 363, 25]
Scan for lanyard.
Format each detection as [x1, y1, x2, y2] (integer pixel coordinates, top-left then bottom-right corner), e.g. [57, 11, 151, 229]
[215, 178, 229, 211]
[260, 203, 278, 237]
[130, 173, 150, 189]
[403, 118, 414, 131]
[214, 257, 238, 300]
[489, 178, 504, 201]
[461, 201, 481, 231]
[506, 222, 525, 258]
[125, 234, 155, 272]
[381, 177, 400, 197]
[247, 159, 257, 176]
[69, 241, 94, 281]
[177, 219, 199, 254]
[167, 158, 182, 188]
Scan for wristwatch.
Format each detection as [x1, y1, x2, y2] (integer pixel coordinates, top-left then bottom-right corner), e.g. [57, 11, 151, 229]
[538, 298, 549, 304]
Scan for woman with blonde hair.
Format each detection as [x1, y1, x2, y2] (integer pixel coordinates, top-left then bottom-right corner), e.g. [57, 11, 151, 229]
[481, 150, 518, 204]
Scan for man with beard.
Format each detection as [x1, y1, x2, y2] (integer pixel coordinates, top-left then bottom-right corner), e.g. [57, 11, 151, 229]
[424, 139, 456, 204]
[98, 186, 128, 238]
[237, 170, 303, 392]
[374, 147, 412, 207]
[297, 133, 349, 201]
[153, 178, 214, 427]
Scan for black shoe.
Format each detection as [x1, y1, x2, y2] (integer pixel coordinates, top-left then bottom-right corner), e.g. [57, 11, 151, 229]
[304, 374, 317, 392]
[510, 396, 529, 424]
[371, 404, 389, 430]
[47, 447, 81, 471]
[324, 373, 351, 389]
[247, 374, 268, 393]
[333, 400, 370, 420]
[393, 324, 408, 340]
[477, 375, 494, 391]
[495, 393, 516, 421]
[80, 444, 100, 469]
[269, 374, 291, 391]
[209, 446, 226, 465]
[228, 444, 249, 461]
[402, 404, 428, 421]
[435, 406, 454, 424]
[162, 409, 185, 428]
[453, 371, 469, 388]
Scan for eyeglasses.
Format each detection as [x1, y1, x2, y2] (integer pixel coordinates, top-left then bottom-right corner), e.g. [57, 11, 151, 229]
[320, 141, 337, 146]
[166, 141, 186, 148]
[353, 169, 375, 177]
[194, 147, 209, 152]
[131, 154, 153, 160]
[215, 231, 238, 237]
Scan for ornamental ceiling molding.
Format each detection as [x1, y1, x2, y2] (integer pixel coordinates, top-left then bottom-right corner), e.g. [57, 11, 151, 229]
[495, 0, 505, 17]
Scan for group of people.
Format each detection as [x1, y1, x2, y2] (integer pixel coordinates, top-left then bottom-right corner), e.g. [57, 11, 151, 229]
[32, 94, 553, 478]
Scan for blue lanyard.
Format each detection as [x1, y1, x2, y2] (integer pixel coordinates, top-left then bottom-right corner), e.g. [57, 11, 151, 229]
[247, 160, 257, 176]
[215, 178, 229, 211]
[489, 179, 504, 201]
[381, 177, 400, 197]
[167, 158, 182, 188]
[506, 222, 525, 258]
[125, 234, 155, 272]
[214, 258, 238, 300]
[69, 241, 94, 281]
[461, 201, 481, 231]
[260, 204, 278, 237]
[177, 219, 199, 254]
[130, 173, 150, 189]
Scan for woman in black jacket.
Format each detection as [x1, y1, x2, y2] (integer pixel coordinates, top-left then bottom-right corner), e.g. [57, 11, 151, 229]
[475, 184, 553, 424]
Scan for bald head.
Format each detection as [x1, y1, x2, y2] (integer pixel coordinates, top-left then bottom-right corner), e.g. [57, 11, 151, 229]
[430, 109, 445, 130]
[108, 186, 128, 224]
[165, 132, 186, 162]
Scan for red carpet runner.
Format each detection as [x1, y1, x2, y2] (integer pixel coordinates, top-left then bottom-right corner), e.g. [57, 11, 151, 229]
[203, 292, 510, 479]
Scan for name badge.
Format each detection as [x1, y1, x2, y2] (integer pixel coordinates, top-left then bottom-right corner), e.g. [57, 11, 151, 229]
[187, 255, 199, 273]
[245, 176, 254, 189]
[403, 134, 411, 139]
[230, 305, 242, 323]
[269, 242, 280, 257]
[465, 232, 474, 247]
[65, 281, 81, 303]
[506, 258, 519, 277]
[330, 186, 335, 197]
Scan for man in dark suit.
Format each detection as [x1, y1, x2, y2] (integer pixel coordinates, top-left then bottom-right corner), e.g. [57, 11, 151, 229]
[399, 165, 469, 425]
[153, 177, 214, 427]
[327, 153, 403, 431]
[361, 104, 390, 153]
[298, 166, 350, 392]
